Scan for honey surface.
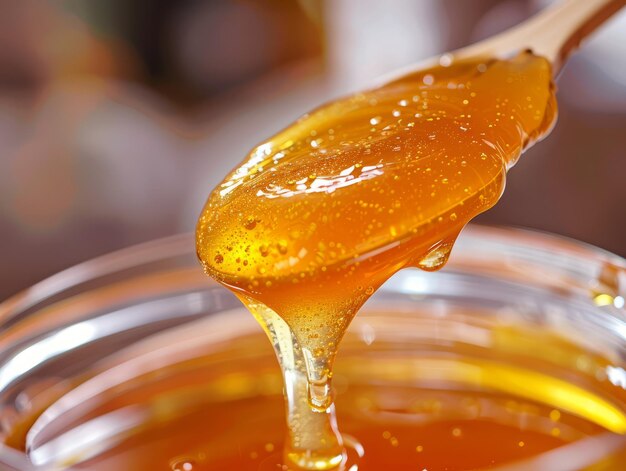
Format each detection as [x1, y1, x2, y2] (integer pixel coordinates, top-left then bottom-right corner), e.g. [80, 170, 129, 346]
[72, 389, 581, 470]
[10, 321, 623, 471]
[5, 309, 626, 470]
[196, 52, 558, 468]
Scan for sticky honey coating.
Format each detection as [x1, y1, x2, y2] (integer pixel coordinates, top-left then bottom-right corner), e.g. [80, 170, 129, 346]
[196, 51, 557, 468]
[197, 52, 556, 346]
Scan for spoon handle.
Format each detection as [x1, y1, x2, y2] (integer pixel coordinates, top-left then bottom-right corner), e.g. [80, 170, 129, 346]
[457, 0, 625, 77]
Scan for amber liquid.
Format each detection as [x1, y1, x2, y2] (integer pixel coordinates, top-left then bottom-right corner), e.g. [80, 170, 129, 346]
[7, 305, 626, 471]
[5, 308, 626, 470]
[196, 52, 561, 468]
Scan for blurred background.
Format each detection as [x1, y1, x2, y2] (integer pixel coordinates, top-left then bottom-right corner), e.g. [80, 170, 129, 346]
[0, 0, 624, 300]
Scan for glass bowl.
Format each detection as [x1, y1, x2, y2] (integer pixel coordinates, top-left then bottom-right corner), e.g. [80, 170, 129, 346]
[0, 225, 624, 470]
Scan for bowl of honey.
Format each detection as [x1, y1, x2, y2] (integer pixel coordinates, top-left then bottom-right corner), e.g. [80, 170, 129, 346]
[0, 224, 624, 470]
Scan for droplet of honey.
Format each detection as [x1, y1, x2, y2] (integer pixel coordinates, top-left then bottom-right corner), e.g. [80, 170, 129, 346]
[417, 243, 454, 271]
[244, 216, 258, 230]
[277, 240, 289, 255]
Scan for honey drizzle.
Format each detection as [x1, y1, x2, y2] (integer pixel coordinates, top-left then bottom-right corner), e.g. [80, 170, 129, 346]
[197, 52, 557, 469]
[243, 298, 345, 469]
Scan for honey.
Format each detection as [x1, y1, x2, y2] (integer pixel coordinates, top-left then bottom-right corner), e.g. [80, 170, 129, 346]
[5, 308, 626, 470]
[196, 52, 559, 468]
[8, 52, 623, 471]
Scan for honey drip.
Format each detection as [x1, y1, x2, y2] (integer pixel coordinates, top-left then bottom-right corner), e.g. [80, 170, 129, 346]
[197, 52, 557, 469]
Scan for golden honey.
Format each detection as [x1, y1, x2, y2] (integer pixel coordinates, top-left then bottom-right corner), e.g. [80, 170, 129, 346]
[5, 312, 625, 470]
[196, 52, 558, 468]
